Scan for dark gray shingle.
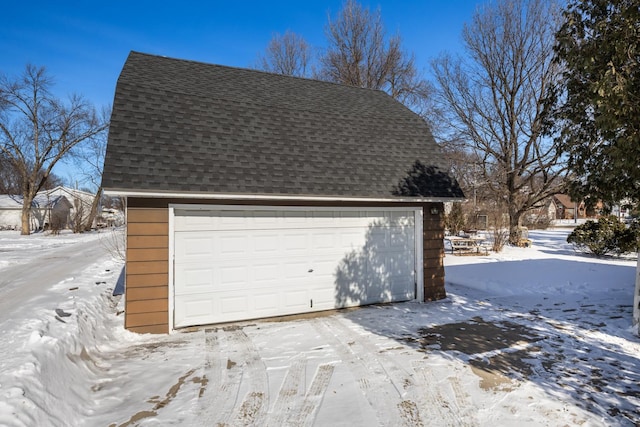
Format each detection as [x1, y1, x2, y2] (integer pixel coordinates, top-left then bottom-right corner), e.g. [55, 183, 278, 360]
[102, 51, 463, 199]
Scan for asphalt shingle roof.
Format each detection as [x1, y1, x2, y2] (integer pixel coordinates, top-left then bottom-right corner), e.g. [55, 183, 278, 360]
[102, 51, 463, 200]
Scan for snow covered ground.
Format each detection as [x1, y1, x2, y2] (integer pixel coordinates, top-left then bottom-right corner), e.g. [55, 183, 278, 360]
[0, 228, 638, 426]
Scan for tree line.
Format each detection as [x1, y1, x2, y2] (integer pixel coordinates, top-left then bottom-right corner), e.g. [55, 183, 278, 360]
[1, 0, 638, 240]
[256, 0, 639, 244]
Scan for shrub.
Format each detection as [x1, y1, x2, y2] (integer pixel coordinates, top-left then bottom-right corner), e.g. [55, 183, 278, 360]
[567, 216, 638, 256]
[615, 219, 640, 255]
[445, 203, 465, 236]
[491, 227, 509, 252]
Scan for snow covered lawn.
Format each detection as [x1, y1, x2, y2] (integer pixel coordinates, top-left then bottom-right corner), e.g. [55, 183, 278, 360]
[0, 228, 638, 426]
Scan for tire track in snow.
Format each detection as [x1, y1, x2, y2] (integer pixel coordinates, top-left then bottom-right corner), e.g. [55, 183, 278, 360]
[198, 327, 268, 426]
[447, 376, 478, 426]
[264, 358, 306, 427]
[411, 360, 478, 427]
[226, 327, 268, 426]
[286, 363, 335, 427]
[198, 328, 241, 425]
[310, 317, 403, 425]
[322, 316, 427, 426]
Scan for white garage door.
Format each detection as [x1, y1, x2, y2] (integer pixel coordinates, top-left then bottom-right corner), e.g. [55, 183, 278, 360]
[173, 207, 418, 328]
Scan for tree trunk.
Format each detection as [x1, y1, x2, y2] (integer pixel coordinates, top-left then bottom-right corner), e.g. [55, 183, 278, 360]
[634, 254, 640, 336]
[83, 187, 101, 231]
[508, 207, 521, 245]
[20, 195, 33, 235]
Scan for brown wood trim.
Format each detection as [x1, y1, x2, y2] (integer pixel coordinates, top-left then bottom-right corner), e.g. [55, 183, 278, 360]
[127, 248, 168, 262]
[128, 235, 169, 249]
[126, 298, 169, 314]
[126, 312, 168, 328]
[127, 286, 169, 301]
[126, 273, 168, 288]
[127, 222, 168, 236]
[128, 324, 169, 334]
[127, 260, 169, 275]
[128, 208, 169, 223]
[128, 196, 435, 209]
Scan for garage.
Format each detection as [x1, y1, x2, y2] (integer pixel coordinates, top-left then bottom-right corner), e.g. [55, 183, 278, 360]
[172, 206, 421, 328]
[103, 53, 464, 333]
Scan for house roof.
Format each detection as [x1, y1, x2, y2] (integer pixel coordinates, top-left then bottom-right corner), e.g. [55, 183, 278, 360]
[0, 193, 70, 209]
[0, 195, 22, 209]
[44, 186, 95, 206]
[102, 51, 464, 201]
[554, 194, 580, 209]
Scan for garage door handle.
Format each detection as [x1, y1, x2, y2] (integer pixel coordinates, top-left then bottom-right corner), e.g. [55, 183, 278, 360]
[308, 269, 314, 273]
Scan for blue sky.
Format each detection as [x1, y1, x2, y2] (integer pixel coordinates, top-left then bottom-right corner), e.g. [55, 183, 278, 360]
[1, 0, 483, 183]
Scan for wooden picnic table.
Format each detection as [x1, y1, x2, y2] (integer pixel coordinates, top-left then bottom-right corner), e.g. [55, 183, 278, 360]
[445, 236, 489, 255]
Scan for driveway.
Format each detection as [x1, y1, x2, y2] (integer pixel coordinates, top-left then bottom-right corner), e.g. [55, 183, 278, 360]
[106, 286, 640, 427]
[114, 309, 482, 427]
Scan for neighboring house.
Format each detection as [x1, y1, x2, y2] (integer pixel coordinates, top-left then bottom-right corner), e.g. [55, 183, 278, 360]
[553, 194, 585, 220]
[0, 186, 95, 231]
[102, 52, 464, 334]
[522, 198, 557, 227]
[0, 193, 73, 231]
[44, 186, 97, 229]
[553, 194, 602, 220]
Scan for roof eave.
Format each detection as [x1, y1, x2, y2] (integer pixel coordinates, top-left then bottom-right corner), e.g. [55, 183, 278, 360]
[103, 188, 465, 204]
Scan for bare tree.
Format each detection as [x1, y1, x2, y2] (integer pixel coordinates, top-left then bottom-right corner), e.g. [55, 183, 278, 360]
[0, 65, 108, 235]
[319, 0, 429, 107]
[0, 153, 20, 194]
[0, 152, 63, 194]
[71, 106, 110, 231]
[432, 0, 566, 244]
[256, 30, 312, 77]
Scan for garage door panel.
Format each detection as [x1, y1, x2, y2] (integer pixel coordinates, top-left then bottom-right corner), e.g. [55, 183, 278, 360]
[220, 295, 249, 315]
[312, 232, 336, 249]
[340, 230, 367, 249]
[175, 234, 214, 258]
[253, 233, 280, 253]
[219, 235, 247, 255]
[283, 259, 312, 279]
[174, 265, 215, 296]
[173, 208, 418, 328]
[219, 265, 247, 287]
[253, 292, 279, 311]
[282, 232, 309, 253]
[175, 296, 216, 326]
[252, 263, 280, 284]
[284, 289, 310, 309]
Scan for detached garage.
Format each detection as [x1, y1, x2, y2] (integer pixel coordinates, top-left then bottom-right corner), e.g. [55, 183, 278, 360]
[103, 52, 464, 334]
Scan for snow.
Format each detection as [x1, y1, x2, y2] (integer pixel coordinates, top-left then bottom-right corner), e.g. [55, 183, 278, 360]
[0, 228, 638, 426]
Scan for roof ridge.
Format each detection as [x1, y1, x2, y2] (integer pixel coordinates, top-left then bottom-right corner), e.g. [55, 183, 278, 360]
[128, 51, 394, 96]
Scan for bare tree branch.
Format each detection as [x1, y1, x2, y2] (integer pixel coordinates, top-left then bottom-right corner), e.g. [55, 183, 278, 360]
[256, 30, 312, 77]
[0, 65, 108, 234]
[432, 0, 567, 243]
[319, 1, 429, 108]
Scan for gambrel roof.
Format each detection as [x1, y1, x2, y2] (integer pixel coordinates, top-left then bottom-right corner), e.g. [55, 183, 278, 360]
[102, 51, 463, 200]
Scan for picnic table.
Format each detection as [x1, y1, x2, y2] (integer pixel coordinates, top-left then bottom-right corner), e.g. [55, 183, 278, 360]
[445, 235, 489, 255]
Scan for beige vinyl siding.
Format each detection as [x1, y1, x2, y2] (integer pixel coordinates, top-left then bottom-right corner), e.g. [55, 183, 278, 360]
[125, 207, 169, 334]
